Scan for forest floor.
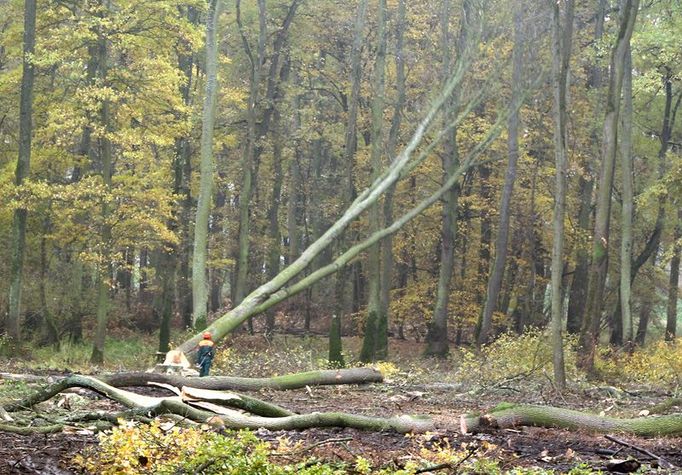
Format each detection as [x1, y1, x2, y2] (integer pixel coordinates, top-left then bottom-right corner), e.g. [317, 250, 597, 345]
[1, 334, 681, 474]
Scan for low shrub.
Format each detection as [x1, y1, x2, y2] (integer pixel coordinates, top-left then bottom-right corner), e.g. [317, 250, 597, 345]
[596, 338, 682, 390]
[74, 421, 346, 475]
[455, 329, 579, 388]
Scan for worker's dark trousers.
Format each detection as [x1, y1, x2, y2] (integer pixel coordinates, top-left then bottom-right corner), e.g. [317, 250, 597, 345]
[200, 360, 212, 377]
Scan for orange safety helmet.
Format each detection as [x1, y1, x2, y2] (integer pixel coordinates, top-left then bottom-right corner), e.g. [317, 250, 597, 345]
[202, 331, 212, 339]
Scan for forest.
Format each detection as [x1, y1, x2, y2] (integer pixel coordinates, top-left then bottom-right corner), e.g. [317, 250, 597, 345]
[0, 0, 681, 473]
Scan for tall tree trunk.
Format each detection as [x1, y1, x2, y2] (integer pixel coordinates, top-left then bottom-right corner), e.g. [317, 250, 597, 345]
[91, 19, 114, 364]
[287, 91, 303, 267]
[379, 0, 407, 357]
[619, 45, 634, 349]
[234, 0, 264, 322]
[191, 0, 221, 329]
[176, 7, 198, 330]
[567, 0, 605, 335]
[360, 0, 387, 363]
[479, 2, 524, 347]
[425, 0, 477, 355]
[7, 0, 37, 345]
[666, 207, 681, 341]
[39, 212, 60, 349]
[566, 175, 593, 334]
[548, 0, 575, 389]
[333, 0, 367, 356]
[579, 0, 639, 374]
[610, 76, 680, 343]
[265, 56, 291, 337]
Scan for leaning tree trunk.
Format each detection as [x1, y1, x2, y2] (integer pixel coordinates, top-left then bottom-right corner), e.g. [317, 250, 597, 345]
[175, 0, 505, 356]
[7, 0, 37, 345]
[176, 71, 525, 358]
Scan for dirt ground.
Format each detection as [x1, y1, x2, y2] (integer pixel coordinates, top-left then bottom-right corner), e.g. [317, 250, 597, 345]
[1, 382, 681, 474]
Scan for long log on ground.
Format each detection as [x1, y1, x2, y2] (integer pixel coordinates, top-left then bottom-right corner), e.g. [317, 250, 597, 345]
[100, 367, 383, 390]
[461, 403, 682, 436]
[149, 399, 434, 433]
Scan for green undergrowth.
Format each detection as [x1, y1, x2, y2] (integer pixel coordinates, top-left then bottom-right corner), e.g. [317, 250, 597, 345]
[595, 339, 682, 391]
[73, 420, 602, 475]
[23, 336, 155, 372]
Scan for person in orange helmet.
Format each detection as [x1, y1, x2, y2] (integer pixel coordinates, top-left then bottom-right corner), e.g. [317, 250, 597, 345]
[197, 332, 216, 377]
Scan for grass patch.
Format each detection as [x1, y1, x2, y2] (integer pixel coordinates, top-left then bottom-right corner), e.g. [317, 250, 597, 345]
[26, 336, 155, 373]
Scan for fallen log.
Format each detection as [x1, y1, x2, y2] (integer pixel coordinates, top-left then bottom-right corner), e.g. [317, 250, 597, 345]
[5, 377, 682, 437]
[2, 375, 433, 434]
[461, 403, 682, 436]
[0, 367, 383, 391]
[100, 367, 383, 390]
[152, 383, 294, 417]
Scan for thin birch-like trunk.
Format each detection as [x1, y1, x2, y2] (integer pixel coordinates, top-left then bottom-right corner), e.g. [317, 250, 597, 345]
[619, 45, 634, 348]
